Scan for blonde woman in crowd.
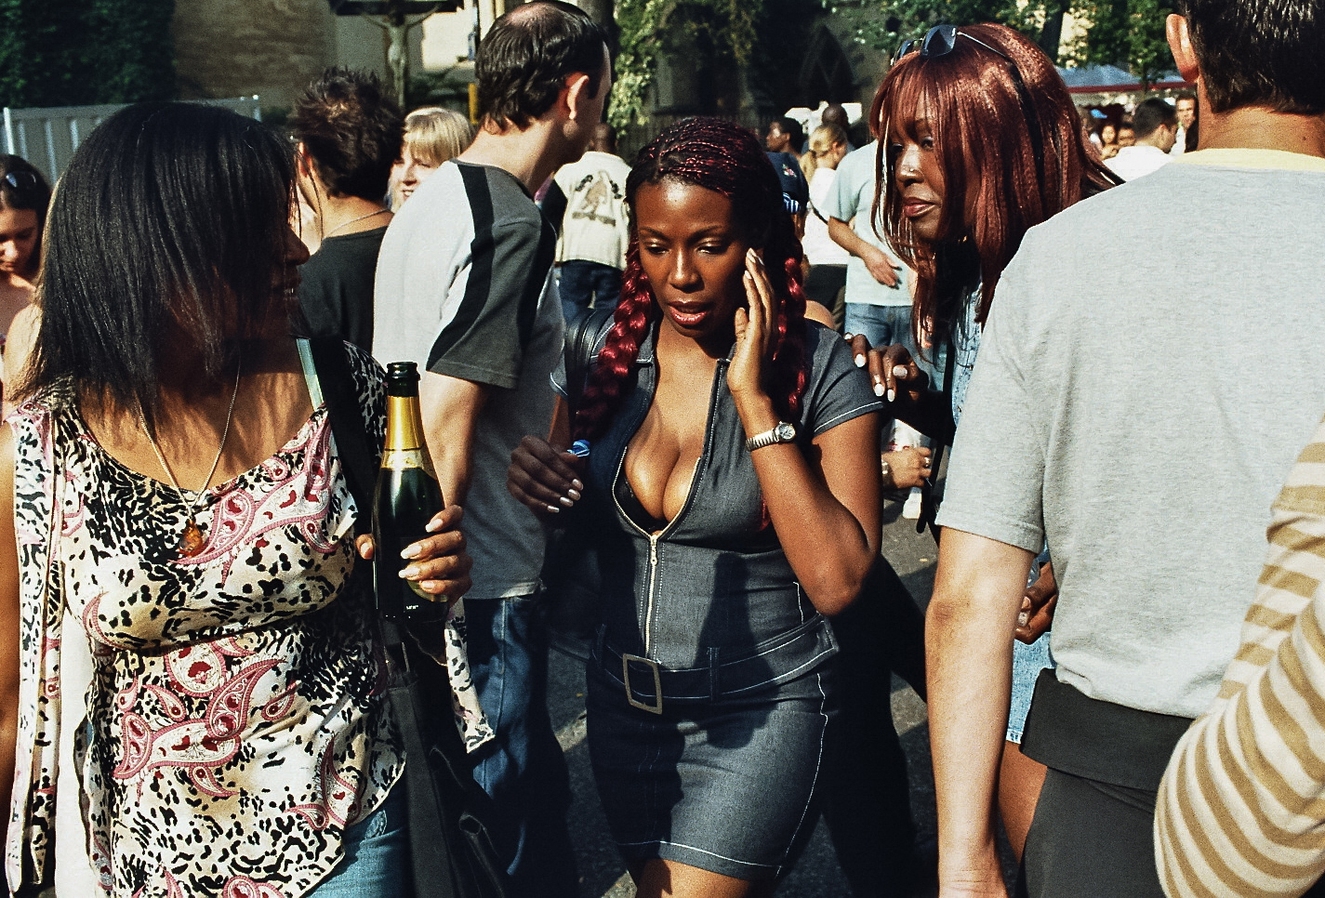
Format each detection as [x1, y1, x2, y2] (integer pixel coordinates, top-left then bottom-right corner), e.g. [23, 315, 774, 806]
[390, 107, 474, 208]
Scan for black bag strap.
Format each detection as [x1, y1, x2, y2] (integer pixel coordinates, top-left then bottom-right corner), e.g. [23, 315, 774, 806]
[308, 336, 378, 538]
[917, 339, 958, 539]
[306, 337, 418, 650]
[562, 304, 615, 411]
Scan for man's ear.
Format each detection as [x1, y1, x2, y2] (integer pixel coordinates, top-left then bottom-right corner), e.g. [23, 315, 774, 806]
[563, 71, 594, 122]
[294, 142, 315, 178]
[1166, 14, 1200, 85]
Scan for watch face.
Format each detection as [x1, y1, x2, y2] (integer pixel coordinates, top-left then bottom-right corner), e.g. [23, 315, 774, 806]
[774, 422, 796, 442]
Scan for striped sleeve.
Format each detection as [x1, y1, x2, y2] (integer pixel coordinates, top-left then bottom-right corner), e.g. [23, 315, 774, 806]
[1156, 416, 1325, 898]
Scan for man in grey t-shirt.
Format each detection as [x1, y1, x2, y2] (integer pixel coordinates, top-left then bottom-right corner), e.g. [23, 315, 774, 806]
[373, 4, 609, 896]
[923, 4, 1325, 897]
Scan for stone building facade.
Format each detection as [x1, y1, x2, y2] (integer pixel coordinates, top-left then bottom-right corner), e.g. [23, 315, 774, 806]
[172, 0, 420, 110]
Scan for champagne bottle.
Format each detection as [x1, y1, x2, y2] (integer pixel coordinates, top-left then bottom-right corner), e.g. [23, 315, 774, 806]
[374, 361, 449, 623]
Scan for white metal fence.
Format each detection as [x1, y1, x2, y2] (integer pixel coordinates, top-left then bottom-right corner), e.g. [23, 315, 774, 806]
[1, 96, 263, 182]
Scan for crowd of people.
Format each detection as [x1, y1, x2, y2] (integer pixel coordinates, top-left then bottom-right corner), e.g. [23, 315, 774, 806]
[0, 0, 1320, 897]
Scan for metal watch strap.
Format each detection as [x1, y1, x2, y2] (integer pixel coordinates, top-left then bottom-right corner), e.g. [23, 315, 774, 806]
[745, 421, 796, 452]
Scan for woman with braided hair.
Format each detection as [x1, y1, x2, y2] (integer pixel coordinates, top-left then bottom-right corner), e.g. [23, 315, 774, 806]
[509, 116, 882, 896]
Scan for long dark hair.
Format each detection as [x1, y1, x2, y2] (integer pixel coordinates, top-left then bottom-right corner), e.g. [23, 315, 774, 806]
[872, 24, 1116, 347]
[22, 102, 296, 419]
[573, 116, 808, 443]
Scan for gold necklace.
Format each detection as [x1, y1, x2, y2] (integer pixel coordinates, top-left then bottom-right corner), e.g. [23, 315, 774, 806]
[136, 357, 243, 557]
[322, 207, 387, 240]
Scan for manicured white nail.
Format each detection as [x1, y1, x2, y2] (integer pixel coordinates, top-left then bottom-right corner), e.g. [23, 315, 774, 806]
[401, 544, 421, 559]
[546, 504, 561, 514]
[854, 354, 866, 368]
[571, 479, 584, 492]
[399, 566, 419, 579]
[887, 388, 896, 403]
[567, 488, 581, 501]
[559, 496, 574, 508]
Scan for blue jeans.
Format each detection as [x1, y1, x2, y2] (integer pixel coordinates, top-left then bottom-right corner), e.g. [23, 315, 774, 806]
[307, 787, 408, 897]
[845, 303, 921, 363]
[465, 595, 578, 898]
[558, 260, 622, 322]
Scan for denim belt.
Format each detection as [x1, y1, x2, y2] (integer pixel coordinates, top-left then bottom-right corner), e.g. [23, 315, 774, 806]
[592, 615, 838, 714]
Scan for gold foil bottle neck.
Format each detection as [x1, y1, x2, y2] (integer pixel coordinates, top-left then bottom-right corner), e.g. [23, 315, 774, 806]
[382, 395, 438, 478]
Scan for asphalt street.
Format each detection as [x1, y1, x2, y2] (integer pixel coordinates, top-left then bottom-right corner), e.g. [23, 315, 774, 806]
[548, 497, 942, 898]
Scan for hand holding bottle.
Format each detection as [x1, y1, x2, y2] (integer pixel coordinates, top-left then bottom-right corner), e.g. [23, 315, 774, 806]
[355, 504, 472, 600]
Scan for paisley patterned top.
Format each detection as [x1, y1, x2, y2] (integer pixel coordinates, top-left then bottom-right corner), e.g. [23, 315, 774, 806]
[4, 344, 477, 897]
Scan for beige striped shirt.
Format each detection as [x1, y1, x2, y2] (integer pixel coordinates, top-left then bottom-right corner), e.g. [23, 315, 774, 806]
[1157, 414, 1325, 897]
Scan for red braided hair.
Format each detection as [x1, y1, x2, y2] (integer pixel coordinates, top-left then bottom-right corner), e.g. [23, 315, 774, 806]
[573, 116, 808, 444]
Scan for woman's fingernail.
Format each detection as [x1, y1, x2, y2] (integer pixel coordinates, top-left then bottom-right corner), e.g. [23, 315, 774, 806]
[567, 488, 582, 501]
[571, 479, 584, 492]
[854, 354, 866, 368]
[399, 566, 419, 579]
[400, 544, 421, 559]
[425, 519, 443, 532]
[874, 382, 885, 398]
[559, 496, 575, 508]
[546, 504, 561, 514]
[1018, 612, 1030, 628]
[887, 388, 896, 403]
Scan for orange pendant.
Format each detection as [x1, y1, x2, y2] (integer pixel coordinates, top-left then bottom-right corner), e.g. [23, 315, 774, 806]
[178, 520, 206, 557]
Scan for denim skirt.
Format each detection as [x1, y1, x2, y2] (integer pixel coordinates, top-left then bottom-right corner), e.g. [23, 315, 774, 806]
[585, 657, 837, 881]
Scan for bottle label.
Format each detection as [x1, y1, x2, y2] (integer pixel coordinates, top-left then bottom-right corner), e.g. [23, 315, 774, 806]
[380, 449, 438, 478]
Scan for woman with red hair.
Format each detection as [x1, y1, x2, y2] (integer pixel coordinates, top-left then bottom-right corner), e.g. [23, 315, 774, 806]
[869, 22, 1117, 861]
[509, 116, 881, 897]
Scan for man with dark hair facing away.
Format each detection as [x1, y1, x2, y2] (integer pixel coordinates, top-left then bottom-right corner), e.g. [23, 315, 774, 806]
[372, 4, 609, 896]
[765, 115, 810, 218]
[290, 67, 402, 351]
[551, 121, 630, 320]
[1106, 96, 1179, 181]
[922, 0, 1325, 896]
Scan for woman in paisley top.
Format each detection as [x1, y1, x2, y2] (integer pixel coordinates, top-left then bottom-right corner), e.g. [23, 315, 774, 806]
[509, 117, 882, 897]
[0, 102, 473, 897]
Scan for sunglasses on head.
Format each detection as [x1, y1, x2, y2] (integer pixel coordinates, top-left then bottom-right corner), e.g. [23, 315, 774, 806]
[3, 170, 39, 194]
[895, 24, 1014, 66]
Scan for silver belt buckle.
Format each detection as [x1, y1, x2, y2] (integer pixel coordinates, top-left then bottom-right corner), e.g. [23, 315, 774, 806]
[621, 653, 663, 714]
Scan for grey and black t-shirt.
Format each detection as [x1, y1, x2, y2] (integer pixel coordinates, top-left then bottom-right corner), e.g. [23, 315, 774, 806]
[373, 160, 564, 599]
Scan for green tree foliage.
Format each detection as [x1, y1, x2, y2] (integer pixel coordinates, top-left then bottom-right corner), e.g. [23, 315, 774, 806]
[1064, 0, 1177, 83]
[0, 0, 175, 108]
[826, 0, 1176, 80]
[611, 0, 759, 127]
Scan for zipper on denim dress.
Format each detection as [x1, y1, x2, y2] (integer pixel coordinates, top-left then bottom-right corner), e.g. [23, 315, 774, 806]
[611, 357, 727, 659]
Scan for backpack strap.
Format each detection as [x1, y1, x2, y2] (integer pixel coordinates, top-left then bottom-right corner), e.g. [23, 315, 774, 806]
[562, 305, 615, 410]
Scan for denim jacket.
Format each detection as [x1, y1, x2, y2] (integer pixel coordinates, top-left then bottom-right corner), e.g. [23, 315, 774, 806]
[580, 320, 879, 701]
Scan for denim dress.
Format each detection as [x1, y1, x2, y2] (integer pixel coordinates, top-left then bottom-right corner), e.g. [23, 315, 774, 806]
[578, 320, 879, 880]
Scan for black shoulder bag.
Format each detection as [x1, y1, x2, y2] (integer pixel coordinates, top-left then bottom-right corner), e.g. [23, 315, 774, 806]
[308, 337, 512, 898]
[540, 306, 614, 660]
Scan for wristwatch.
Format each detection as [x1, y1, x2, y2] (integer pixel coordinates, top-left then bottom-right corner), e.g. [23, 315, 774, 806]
[745, 421, 797, 452]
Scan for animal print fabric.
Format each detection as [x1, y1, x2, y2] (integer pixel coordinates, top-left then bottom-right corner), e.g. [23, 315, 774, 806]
[7, 345, 420, 897]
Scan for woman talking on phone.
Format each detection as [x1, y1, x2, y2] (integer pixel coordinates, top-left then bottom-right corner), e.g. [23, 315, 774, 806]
[509, 116, 882, 897]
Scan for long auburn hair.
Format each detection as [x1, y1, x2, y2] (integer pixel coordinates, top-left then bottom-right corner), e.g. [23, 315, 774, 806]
[573, 116, 809, 444]
[871, 23, 1117, 347]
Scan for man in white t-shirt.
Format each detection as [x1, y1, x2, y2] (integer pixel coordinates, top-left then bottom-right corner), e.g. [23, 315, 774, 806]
[551, 122, 630, 319]
[824, 141, 912, 350]
[1106, 97, 1178, 181]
